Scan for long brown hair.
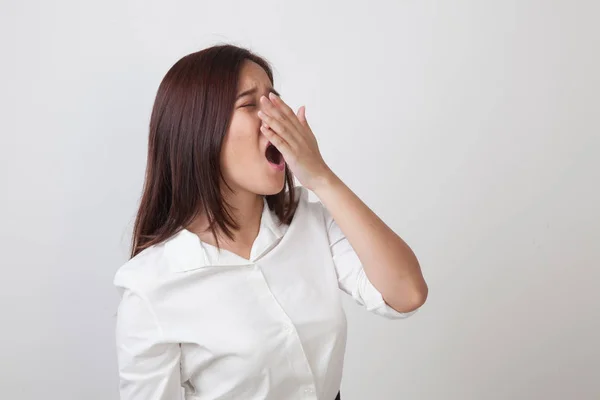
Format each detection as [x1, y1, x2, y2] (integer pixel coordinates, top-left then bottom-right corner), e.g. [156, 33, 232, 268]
[130, 44, 297, 258]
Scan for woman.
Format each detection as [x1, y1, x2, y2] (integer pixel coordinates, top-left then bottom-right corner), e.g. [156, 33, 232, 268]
[114, 44, 428, 400]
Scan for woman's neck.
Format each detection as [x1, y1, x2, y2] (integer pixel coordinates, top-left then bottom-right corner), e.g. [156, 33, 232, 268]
[187, 190, 264, 249]
[223, 190, 264, 245]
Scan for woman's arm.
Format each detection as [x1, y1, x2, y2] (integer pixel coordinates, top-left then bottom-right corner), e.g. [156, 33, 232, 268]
[257, 93, 427, 313]
[115, 288, 182, 400]
[313, 172, 428, 313]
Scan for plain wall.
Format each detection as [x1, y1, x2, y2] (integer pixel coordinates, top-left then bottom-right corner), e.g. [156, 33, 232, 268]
[1, 0, 598, 399]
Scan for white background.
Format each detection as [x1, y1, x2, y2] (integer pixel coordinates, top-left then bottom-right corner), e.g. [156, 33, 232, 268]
[1, 1, 599, 399]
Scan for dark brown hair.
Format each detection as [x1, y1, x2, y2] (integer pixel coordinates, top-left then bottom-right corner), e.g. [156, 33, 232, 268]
[130, 44, 297, 258]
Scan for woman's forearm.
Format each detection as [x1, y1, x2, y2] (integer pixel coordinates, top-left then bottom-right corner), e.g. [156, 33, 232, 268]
[313, 170, 428, 313]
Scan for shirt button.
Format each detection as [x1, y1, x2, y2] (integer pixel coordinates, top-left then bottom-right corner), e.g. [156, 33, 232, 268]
[304, 387, 315, 394]
[283, 324, 293, 333]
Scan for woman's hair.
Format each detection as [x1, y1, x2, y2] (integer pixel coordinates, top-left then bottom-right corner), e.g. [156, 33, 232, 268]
[130, 44, 297, 259]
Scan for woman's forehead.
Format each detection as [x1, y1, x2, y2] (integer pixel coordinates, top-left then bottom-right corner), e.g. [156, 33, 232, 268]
[238, 61, 272, 90]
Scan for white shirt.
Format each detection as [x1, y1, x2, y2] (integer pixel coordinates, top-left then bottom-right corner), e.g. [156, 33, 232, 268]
[114, 186, 417, 400]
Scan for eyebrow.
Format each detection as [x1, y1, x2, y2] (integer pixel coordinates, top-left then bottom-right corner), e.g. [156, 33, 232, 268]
[236, 87, 280, 101]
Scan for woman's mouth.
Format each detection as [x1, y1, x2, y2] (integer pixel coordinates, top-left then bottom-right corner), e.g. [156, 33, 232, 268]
[265, 142, 285, 171]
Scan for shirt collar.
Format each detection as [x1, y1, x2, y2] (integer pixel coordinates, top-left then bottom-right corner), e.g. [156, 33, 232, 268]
[164, 197, 284, 272]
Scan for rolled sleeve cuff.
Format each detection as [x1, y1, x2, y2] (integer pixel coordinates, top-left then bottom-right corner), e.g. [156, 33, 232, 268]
[358, 269, 419, 319]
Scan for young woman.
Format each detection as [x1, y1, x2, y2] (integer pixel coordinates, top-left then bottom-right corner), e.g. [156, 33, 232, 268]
[114, 44, 428, 400]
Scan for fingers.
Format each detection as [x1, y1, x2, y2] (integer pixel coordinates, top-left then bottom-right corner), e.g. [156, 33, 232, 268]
[268, 93, 304, 131]
[259, 95, 303, 139]
[257, 110, 287, 141]
[257, 95, 315, 164]
[296, 106, 308, 127]
[260, 122, 291, 157]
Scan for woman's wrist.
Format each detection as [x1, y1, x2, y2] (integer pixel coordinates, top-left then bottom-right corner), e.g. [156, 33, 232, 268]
[311, 167, 341, 198]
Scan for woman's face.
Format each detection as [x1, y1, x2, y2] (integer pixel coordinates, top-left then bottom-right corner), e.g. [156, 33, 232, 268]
[220, 60, 287, 196]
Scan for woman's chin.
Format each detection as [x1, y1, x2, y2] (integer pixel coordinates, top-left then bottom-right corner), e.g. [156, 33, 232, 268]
[258, 171, 286, 195]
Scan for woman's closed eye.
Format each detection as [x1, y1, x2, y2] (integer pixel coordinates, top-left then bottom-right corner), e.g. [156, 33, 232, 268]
[241, 103, 256, 108]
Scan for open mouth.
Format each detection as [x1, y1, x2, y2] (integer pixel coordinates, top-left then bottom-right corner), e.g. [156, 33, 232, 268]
[265, 142, 285, 170]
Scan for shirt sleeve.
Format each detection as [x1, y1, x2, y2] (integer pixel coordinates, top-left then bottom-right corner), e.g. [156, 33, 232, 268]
[323, 206, 418, 319]
[115, 288, 182, 400]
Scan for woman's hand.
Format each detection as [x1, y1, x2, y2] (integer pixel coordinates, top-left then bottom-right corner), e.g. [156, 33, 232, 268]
[257, 93, 332, 191]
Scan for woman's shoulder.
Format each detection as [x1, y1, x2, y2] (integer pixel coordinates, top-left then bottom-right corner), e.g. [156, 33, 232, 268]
[113, 240, 171, 293]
